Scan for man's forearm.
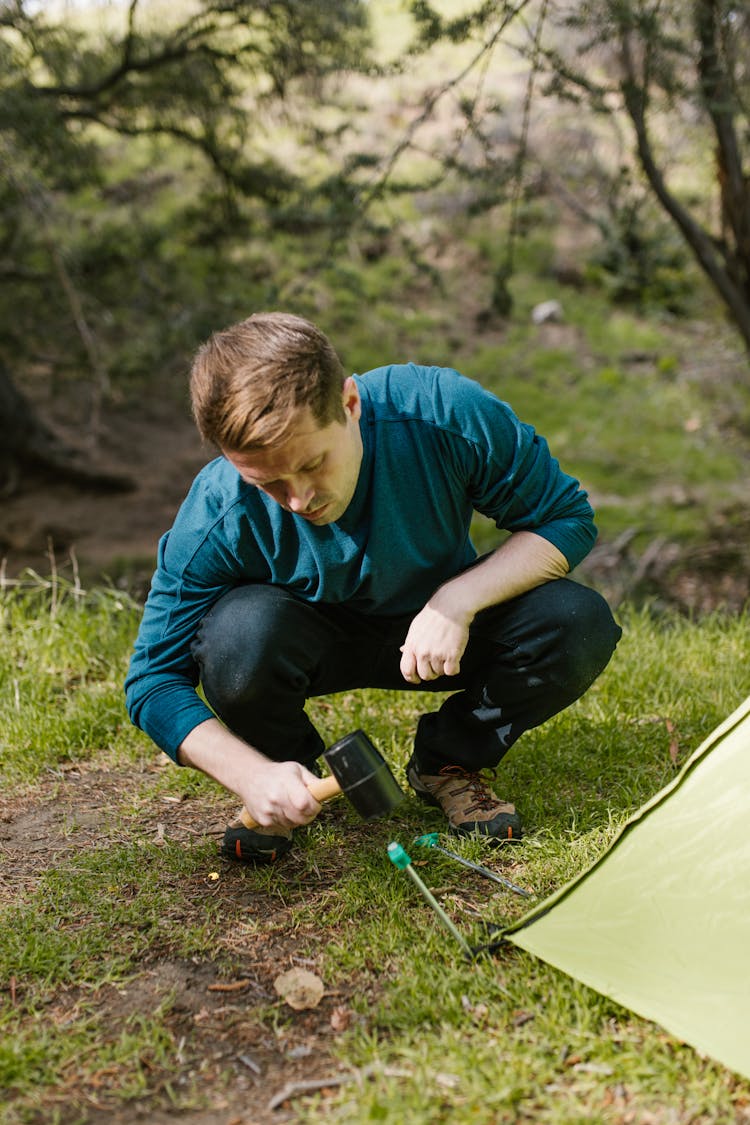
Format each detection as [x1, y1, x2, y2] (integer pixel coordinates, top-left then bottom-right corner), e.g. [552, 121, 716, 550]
[178, 718, 268, 796]
[399, 531, 569, 683]
[434, 530, 569, 622]
[178, 718, 322, 829]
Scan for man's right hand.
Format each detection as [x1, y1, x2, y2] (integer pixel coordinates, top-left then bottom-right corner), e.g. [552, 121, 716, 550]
[178, 718, 321, 829]
[242, 758, 322, 829]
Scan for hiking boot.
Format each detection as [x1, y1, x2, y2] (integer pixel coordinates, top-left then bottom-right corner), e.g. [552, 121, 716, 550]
[221, 820, 294, 864]
[406, 755, 522, 843]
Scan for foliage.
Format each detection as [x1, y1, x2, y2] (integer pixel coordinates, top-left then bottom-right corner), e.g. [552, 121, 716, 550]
[0, 1, 749, 599]
[0, 0, 372, 401]
[585, 168, 696, 312]
[396, 0, 750, 354]
[2, 0, 750, 404]
[535, 0, 750, 351]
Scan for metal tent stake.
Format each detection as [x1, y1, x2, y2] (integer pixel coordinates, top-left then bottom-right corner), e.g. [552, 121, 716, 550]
[413, 832, 533, 898]
[387, 841, 473, 957]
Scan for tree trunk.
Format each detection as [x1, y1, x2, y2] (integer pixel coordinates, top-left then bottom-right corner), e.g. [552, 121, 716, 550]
[0, 363, 135, 497]
[619, 31, 750, 356]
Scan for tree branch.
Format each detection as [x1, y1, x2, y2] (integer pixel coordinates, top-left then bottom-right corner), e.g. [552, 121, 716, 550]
[619, 28, 750, 350]
[356, 0, 532, 210]
[694, 0, 750, 277]
[0, 136, 111, 439]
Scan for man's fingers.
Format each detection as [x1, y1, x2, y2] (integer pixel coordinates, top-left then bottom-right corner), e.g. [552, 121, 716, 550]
[417, 656, 439, 681]
[289, 777, 322, 820]
[399, 647, 420, 684]
[254, 764, 323, 827]
[400, 646, 461, 683]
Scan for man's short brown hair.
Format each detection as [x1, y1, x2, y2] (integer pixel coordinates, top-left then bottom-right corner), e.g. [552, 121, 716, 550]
[190, 312, 346, 451]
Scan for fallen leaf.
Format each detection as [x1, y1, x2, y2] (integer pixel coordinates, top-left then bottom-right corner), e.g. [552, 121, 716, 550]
[274, 969, 325, 1011]
[330, 1006, 352, 1032]
[665, 718, 679, 763]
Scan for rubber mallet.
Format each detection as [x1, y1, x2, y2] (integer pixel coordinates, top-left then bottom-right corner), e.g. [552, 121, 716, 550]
[239, 728, 404, 829]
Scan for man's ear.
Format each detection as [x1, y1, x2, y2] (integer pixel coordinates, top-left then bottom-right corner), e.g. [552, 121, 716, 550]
[342, 377, 361, 421]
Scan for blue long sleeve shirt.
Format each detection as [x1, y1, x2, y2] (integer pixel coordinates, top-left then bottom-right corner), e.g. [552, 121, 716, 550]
[125, 364, 597, 759]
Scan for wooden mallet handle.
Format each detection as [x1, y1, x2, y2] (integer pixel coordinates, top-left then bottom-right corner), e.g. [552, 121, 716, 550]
[239, 773, 342, 830]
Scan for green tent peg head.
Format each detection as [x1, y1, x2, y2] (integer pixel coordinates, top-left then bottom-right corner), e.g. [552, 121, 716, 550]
[387, 841, 412, 870]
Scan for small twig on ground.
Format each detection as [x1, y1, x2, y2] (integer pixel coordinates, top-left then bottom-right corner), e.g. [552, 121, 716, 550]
[236, 1053, 262, 1075]
[207, 979, 253, 993]
[268, 1064, 412, 1111]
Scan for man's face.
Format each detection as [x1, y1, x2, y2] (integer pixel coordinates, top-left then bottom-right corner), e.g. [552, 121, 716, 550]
[223, 378, 363, 525]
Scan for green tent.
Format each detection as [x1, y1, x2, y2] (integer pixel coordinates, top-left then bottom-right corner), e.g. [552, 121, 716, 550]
[504, 695, 750, 1080]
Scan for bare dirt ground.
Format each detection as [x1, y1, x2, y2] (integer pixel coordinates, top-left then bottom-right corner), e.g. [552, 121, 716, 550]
[0, 762, 376, 1124]
[1, 397, 211, 592]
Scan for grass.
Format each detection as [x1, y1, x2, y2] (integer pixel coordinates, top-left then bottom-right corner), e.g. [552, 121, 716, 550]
[1, 582, 750, 1122]
[0, 578, 147, 785]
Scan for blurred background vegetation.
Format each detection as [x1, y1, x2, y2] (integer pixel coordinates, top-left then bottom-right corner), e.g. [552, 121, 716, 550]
[1, 0, 748, 613]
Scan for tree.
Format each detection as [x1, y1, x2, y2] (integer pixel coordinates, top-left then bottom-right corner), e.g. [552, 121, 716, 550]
[0, 0, 370, 491]
[382, 1, 750, 352]
[537, 0, 750, 351]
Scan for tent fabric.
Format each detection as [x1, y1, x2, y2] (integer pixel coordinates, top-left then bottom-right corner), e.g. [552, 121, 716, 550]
[504, 695, 750, 1080]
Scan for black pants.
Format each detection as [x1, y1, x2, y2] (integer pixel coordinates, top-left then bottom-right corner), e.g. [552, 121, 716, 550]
[191, 579, 621, 773]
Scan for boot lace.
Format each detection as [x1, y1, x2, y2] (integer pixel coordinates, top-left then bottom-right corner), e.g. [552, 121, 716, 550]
[436, 766, 499, 815]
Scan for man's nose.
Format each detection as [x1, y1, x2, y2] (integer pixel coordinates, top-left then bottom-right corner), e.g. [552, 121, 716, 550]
[286, 478, 315, 512]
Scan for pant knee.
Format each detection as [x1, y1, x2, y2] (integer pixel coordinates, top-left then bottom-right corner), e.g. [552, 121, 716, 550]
[489, 579, 621, 693]
[566, 581, 620, 648]
[547, 581, 622, 690]
[191, 585, 311, 711]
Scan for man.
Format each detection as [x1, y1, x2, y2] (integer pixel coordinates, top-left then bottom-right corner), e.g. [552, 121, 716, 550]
[125, 311, 621, 863]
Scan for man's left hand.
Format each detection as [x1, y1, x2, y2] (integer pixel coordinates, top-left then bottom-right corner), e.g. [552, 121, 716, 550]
[399, 600, 470, 683]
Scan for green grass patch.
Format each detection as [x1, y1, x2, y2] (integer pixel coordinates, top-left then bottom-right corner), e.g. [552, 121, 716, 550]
[1, 841, 222, 991]
[465, 308, 746, 545]
[0, 578, 149, 786]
